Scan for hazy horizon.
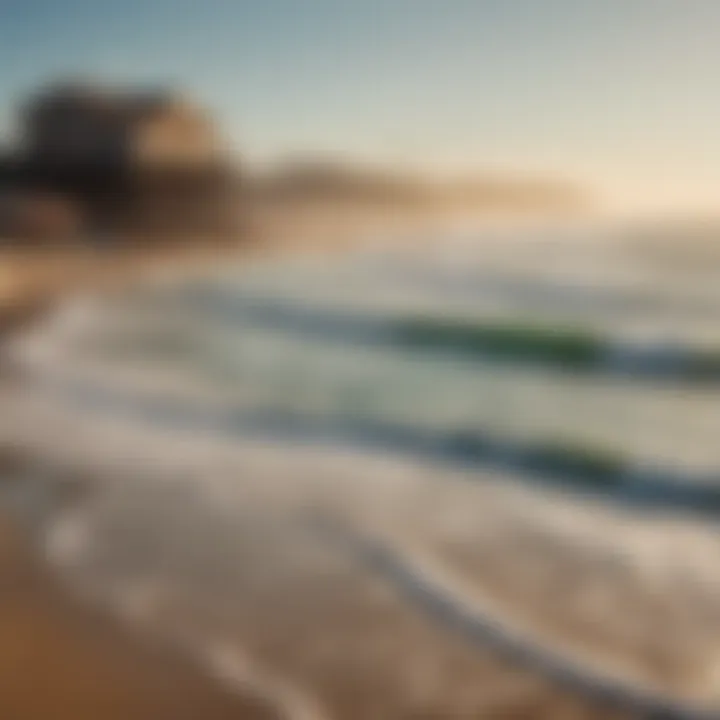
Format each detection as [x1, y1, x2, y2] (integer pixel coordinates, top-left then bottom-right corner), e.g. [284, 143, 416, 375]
[1, 0, 719, 216]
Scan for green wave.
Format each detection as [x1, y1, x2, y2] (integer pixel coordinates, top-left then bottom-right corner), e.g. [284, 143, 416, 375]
[393, 317, 606, 368]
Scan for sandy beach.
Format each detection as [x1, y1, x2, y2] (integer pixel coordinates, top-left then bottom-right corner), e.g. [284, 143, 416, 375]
[0, 516, 282, 720]
[0, 1, 714, 713]
[0, 250, 293, 719]
[0, 222, 696, 720]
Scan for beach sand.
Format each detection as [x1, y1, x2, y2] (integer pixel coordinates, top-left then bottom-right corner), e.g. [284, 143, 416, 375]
[0, 252, 286, 720]
[0, 515, 282, 720]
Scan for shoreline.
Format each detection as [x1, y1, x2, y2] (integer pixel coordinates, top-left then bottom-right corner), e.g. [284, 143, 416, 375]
[0, 237, 294, 720]
[0, 215, 650, 720]
[0, 224, 401, 720]
[0, 513, 283, 720]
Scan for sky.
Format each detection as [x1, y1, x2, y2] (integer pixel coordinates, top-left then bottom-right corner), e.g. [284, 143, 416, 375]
[0, 0, 719, 213]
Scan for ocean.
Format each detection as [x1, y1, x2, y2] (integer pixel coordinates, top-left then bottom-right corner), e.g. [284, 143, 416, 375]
[6, 222, 720, 719]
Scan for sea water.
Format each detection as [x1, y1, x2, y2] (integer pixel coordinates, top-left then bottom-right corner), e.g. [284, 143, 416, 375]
[7, 223, 720, 718]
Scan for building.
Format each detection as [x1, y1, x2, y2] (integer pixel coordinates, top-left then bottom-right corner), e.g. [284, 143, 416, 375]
[0, 81, 239, 239]
[21, 82, 223, 169]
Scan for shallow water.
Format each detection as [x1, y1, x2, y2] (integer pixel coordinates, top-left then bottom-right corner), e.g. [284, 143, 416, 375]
[7, 223, 720, 718]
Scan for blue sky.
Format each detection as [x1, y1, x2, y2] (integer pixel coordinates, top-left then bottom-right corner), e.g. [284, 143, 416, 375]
[1, 0, 719, 211]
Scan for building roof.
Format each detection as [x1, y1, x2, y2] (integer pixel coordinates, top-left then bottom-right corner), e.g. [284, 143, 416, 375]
[23, 81, 200, 124]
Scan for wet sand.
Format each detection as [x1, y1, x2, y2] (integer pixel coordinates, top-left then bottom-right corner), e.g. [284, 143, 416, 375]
[0, 258, 284, 720]
[0, 516, 282, 720]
